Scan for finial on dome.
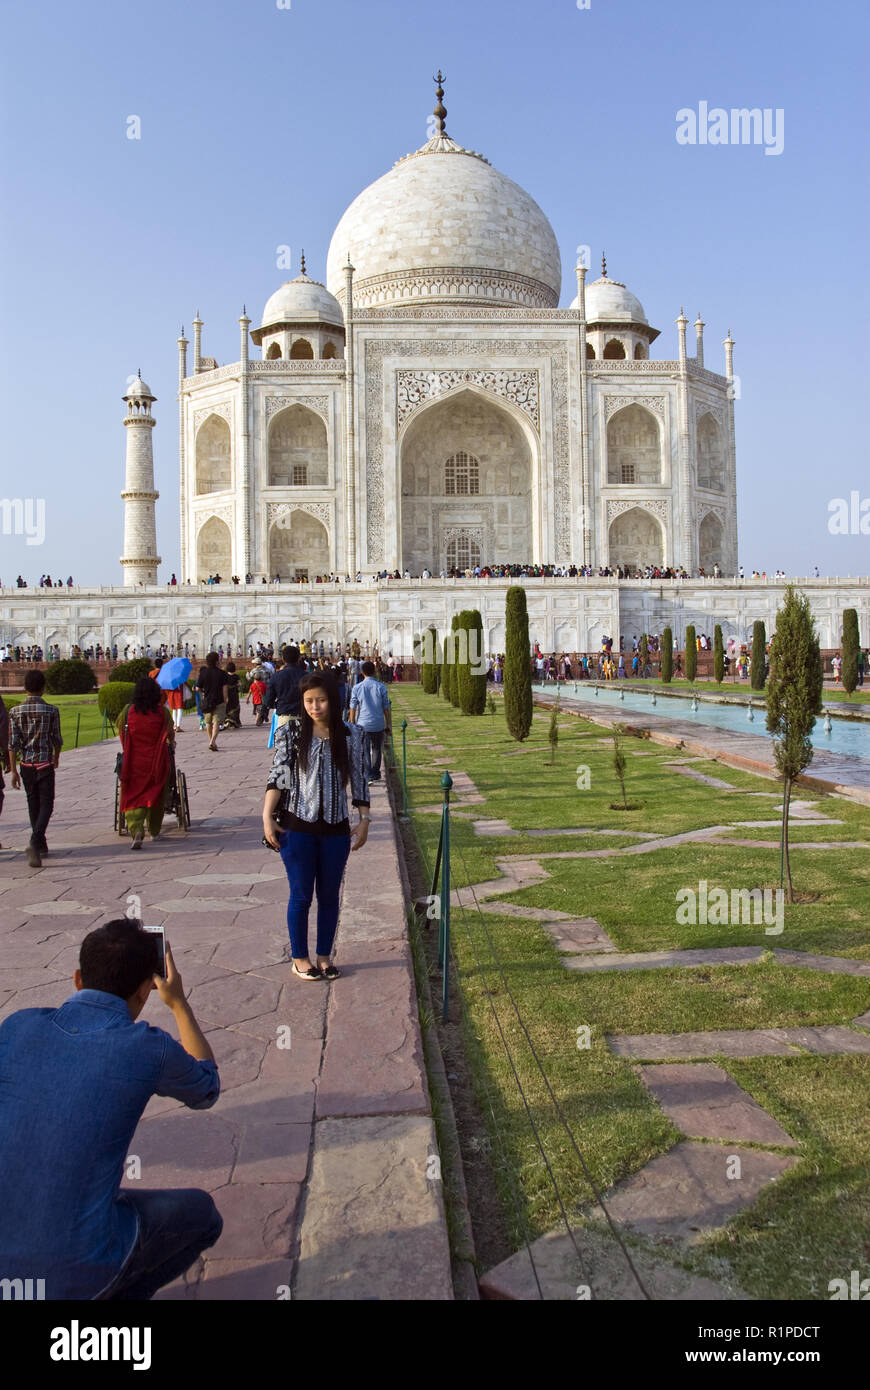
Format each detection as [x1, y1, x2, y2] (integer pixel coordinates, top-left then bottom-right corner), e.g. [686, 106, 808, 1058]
[300, 250, 306, 275]
[433, 70, 447, 135]
[601, 253, 607, 279]
[137, 368, 141, 380]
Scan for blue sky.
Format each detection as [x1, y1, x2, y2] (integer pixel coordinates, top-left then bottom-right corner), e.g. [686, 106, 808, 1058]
[1, 0, 867, 582]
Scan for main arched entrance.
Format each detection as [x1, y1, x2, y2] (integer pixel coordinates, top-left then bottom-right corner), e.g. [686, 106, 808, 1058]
[399, 389, 535, 574]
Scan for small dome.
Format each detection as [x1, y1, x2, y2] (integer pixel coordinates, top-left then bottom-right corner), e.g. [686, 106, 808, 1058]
[571, 273, 647, 325]
[124, 374, 154, 401]
[261, 271, 344, 330]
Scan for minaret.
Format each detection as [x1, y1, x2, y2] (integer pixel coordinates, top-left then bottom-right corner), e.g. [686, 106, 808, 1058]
[694, 312, 705, 366]
[120, 373, 161, 586]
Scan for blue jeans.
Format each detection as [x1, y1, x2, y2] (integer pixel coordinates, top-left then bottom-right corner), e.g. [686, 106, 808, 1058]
[279, 829, 351, 959]
[98, 1189, 222, 1300]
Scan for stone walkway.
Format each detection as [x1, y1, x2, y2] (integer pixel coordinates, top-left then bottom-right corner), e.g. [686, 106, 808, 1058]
[0, 718, 453, 1301]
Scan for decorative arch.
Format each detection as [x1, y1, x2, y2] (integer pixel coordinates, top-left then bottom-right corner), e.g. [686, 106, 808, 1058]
[606, 403, 662, 485]
[266, 343, 282, 360]
[398, 385, 537, 576]
[697, 411, 726, 491]
[608, 506, 664, 571]
[195, 414, 232, 494]
[603, 338, 626, 360]
[634, 342, 648, 360]
[586, 342, 596, 360]
[268, 508, 329, 579]
[322, 341, 339, 360]
[268, 404, 328, 487]
[196, 515, 232, 579]
[289, 338, 314, 360]
[698, 511, 725, 572]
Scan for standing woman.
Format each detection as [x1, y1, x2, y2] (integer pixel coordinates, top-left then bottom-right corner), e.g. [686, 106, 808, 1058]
[118, 677, 175, 849]
[262, 672, 370, 980]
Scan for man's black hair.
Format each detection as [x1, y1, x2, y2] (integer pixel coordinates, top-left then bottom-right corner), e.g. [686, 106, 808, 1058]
[79, 919, 159, 999]
[361, 660, 376, 676]
[283, 645, 300, 665]
[24, 669, 46, 694]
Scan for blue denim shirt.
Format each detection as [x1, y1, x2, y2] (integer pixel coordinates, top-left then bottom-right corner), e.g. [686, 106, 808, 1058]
[0, 989, 219, 1300]
[349, 676, 390, 731]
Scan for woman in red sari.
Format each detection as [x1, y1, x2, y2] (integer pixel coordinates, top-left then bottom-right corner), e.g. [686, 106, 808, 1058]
[118, 677, 175, 849]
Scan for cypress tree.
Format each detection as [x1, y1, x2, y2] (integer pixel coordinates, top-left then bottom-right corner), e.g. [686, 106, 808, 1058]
[457, 609, 486, 715]
[441, 633, 452, 702]
[713, 624, 725, 685]
[639, 633, 649, 677]
[448, 615, 461, 707]
[751, 620, 766, 690]
[504, 586, 533, 741]
[420, 626, 439, 693]
[841, 609, 859, 697]
[685, 625, 697, 683]
[766, 586, 823, 901]
[661, 628, 673, 683]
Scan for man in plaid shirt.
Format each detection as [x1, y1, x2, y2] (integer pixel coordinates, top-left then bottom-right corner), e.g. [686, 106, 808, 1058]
[9, 670, 62, 868]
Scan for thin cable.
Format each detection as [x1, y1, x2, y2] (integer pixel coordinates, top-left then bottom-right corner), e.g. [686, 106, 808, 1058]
[448, 879, 592, 1293]
[452, 832, 651, 1300]
[396, 717, 547, 1297]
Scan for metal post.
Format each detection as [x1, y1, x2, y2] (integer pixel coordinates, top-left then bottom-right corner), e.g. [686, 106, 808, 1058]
[400, 718, 408, 819]
[439, 771, 452, 1021]
[74, 712, 81, 749]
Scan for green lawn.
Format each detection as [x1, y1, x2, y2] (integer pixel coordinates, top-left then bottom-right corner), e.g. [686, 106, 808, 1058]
[391, 683, 870, 1298]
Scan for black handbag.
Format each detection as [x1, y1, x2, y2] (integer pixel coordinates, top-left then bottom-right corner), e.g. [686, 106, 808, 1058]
[114, 714, 128, 778]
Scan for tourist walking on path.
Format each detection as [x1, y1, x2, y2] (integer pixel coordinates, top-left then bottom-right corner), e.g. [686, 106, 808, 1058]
[9, 669, 62, 868]
[264, 645, 304, 729]
[247, 672, 268, 725]
[347, 660, 392, 782]
[262, 673, 370, 981]
[166, 681, 186, 732]
[222, 661, 241, 729]
[118, 678, 175, 850]
[195, 652, 229, 751]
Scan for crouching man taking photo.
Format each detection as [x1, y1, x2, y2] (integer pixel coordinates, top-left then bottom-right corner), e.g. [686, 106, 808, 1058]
[0, 918, 222, 1299]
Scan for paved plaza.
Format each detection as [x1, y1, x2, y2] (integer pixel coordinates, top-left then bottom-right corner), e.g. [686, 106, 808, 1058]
[0, 718, 453, 1301]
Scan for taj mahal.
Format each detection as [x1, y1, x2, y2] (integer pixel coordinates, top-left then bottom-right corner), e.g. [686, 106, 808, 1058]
[171, 76, 737, 588]
[2, 79, 866, 656]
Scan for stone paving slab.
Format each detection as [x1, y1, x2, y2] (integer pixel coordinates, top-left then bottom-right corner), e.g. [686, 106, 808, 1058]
[637, 1063, 797, 1146]
[609, 1029, 801, 1059]
[566, 947, 765, 974]
[773, 949, 870, 977]
[317, 940, 430, 1118]
[764, 1025, 870, 1055]
[665, 765, 737, 790]
[293, 1115, 453, 1301]
[479, 1224, 749, 1301]
[591, 1140, 797, 1244]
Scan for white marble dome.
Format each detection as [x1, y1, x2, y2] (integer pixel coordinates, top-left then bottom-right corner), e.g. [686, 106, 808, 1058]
[326, 132, 562, 309]
[571, 274, 647, 324]
[261, 272, 344, 328]
[124, 375, 154, 400]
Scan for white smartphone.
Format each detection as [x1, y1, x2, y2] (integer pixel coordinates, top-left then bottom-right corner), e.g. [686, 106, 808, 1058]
[143, 925, 167, 978]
